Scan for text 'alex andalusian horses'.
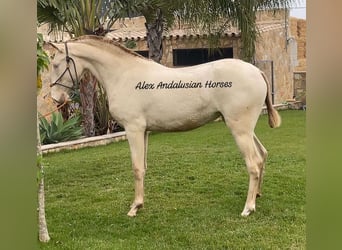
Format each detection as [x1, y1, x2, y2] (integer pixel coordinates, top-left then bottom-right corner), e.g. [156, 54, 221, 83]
[49, 35, 281, 217]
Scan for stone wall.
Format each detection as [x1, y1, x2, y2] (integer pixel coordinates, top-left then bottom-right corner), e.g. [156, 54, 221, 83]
[289, 18, 306, 105]
[290, 17, 306, 71]
[293, 71, 306, 104]
[256, 9, 287, 22]
[255, 11, 294, 104]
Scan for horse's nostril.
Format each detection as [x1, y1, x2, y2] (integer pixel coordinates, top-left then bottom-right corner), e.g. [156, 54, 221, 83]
[50, 92, 67, 105]
[62, 93, 72, 102]
[52, 98, 61, 105]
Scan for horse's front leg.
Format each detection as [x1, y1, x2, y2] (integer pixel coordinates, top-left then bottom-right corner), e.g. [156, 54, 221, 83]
[126, 129, 147, 217]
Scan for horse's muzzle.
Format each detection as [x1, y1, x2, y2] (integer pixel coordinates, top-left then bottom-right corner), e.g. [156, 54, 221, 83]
[51, 91, 70, 106]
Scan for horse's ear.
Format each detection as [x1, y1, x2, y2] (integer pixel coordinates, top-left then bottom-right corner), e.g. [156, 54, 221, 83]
[48, 42, 64, 53]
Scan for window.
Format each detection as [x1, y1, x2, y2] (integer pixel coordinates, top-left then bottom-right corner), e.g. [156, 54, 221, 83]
[173, 48, 233, 66]
[135, 50, 149, 58]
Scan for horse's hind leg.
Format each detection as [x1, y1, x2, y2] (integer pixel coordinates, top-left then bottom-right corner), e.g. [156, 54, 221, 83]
[126, 130, 148, 217]
[224, 117, 266, 216]
[253, 133, 268, 197]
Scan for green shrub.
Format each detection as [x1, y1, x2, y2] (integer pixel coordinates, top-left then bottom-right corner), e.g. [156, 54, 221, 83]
[94, 84, 110, 136]
[39, 112, 83, 145]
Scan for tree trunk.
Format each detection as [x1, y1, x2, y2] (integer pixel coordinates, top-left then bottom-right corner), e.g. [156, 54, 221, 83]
[38, 178, 50, 242]
[80, 71, 97, 137]
[145, 9, 164, 63]
[37, 113, 50, 242]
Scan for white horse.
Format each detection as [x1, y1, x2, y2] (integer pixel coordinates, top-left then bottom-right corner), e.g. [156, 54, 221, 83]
[50, 35, 281, 217]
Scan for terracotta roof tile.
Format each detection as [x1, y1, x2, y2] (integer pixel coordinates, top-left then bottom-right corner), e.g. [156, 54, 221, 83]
[105, 18, 284, 41]
[106, 27, 240, 41]
[38, 16, 285, 42]
[257, 21, 286, 33]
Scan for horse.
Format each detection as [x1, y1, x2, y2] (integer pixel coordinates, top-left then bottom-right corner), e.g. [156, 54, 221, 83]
[49, 35, 281, 217]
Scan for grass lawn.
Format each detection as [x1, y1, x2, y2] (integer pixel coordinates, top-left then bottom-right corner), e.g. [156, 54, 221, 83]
[39, 110, 306, 249]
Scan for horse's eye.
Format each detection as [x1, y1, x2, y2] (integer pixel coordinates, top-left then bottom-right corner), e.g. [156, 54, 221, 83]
[53, 64, 58, 69]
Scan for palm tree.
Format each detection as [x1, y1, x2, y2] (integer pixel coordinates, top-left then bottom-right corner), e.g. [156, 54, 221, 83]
[137, 1, 177, 62]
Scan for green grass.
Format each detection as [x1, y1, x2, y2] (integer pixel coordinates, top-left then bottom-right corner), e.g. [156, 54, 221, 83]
[40, 110, 306, 249]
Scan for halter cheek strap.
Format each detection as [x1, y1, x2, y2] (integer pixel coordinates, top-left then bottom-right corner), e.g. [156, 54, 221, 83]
[50, 42, 79, 92]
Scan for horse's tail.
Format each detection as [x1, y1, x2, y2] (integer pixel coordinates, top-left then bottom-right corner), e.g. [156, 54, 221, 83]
[260, 71, 281, 128]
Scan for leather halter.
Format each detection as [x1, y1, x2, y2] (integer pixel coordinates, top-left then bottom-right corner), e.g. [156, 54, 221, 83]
[50, 42, 79, 94]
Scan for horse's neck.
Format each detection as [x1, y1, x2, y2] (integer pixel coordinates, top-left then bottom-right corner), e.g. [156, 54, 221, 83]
[71, 42, 135, 90]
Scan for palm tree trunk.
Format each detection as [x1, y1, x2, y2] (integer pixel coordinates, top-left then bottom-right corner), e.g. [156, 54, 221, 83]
[37, 113, 50, 242]
[80, 71, 97, 137]
[145, 9, 164, 63]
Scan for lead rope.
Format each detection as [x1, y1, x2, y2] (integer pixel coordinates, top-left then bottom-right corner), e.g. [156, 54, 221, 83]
[38, 97, 68, 119]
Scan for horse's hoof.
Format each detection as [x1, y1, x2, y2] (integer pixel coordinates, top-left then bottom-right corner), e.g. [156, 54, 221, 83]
[127, 210, 137, 217]
[127, 203, 143, 217]
[241, 206, 256, 217]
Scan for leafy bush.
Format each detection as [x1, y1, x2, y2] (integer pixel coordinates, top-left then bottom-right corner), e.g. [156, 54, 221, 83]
[94, 84, 110, 136]
[39, 112, 83, 145]
[94, 84, 125, 135]
[37, 33, 49, 90]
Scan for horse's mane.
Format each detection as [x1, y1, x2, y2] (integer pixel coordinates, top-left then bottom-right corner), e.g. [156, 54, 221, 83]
[70, 35, 148, 60]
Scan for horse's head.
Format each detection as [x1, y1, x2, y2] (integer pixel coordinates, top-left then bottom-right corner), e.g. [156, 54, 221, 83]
[49, 42, 80, 104]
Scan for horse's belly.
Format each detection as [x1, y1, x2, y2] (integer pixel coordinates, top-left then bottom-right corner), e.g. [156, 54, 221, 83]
[146, 111, 221, 132]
